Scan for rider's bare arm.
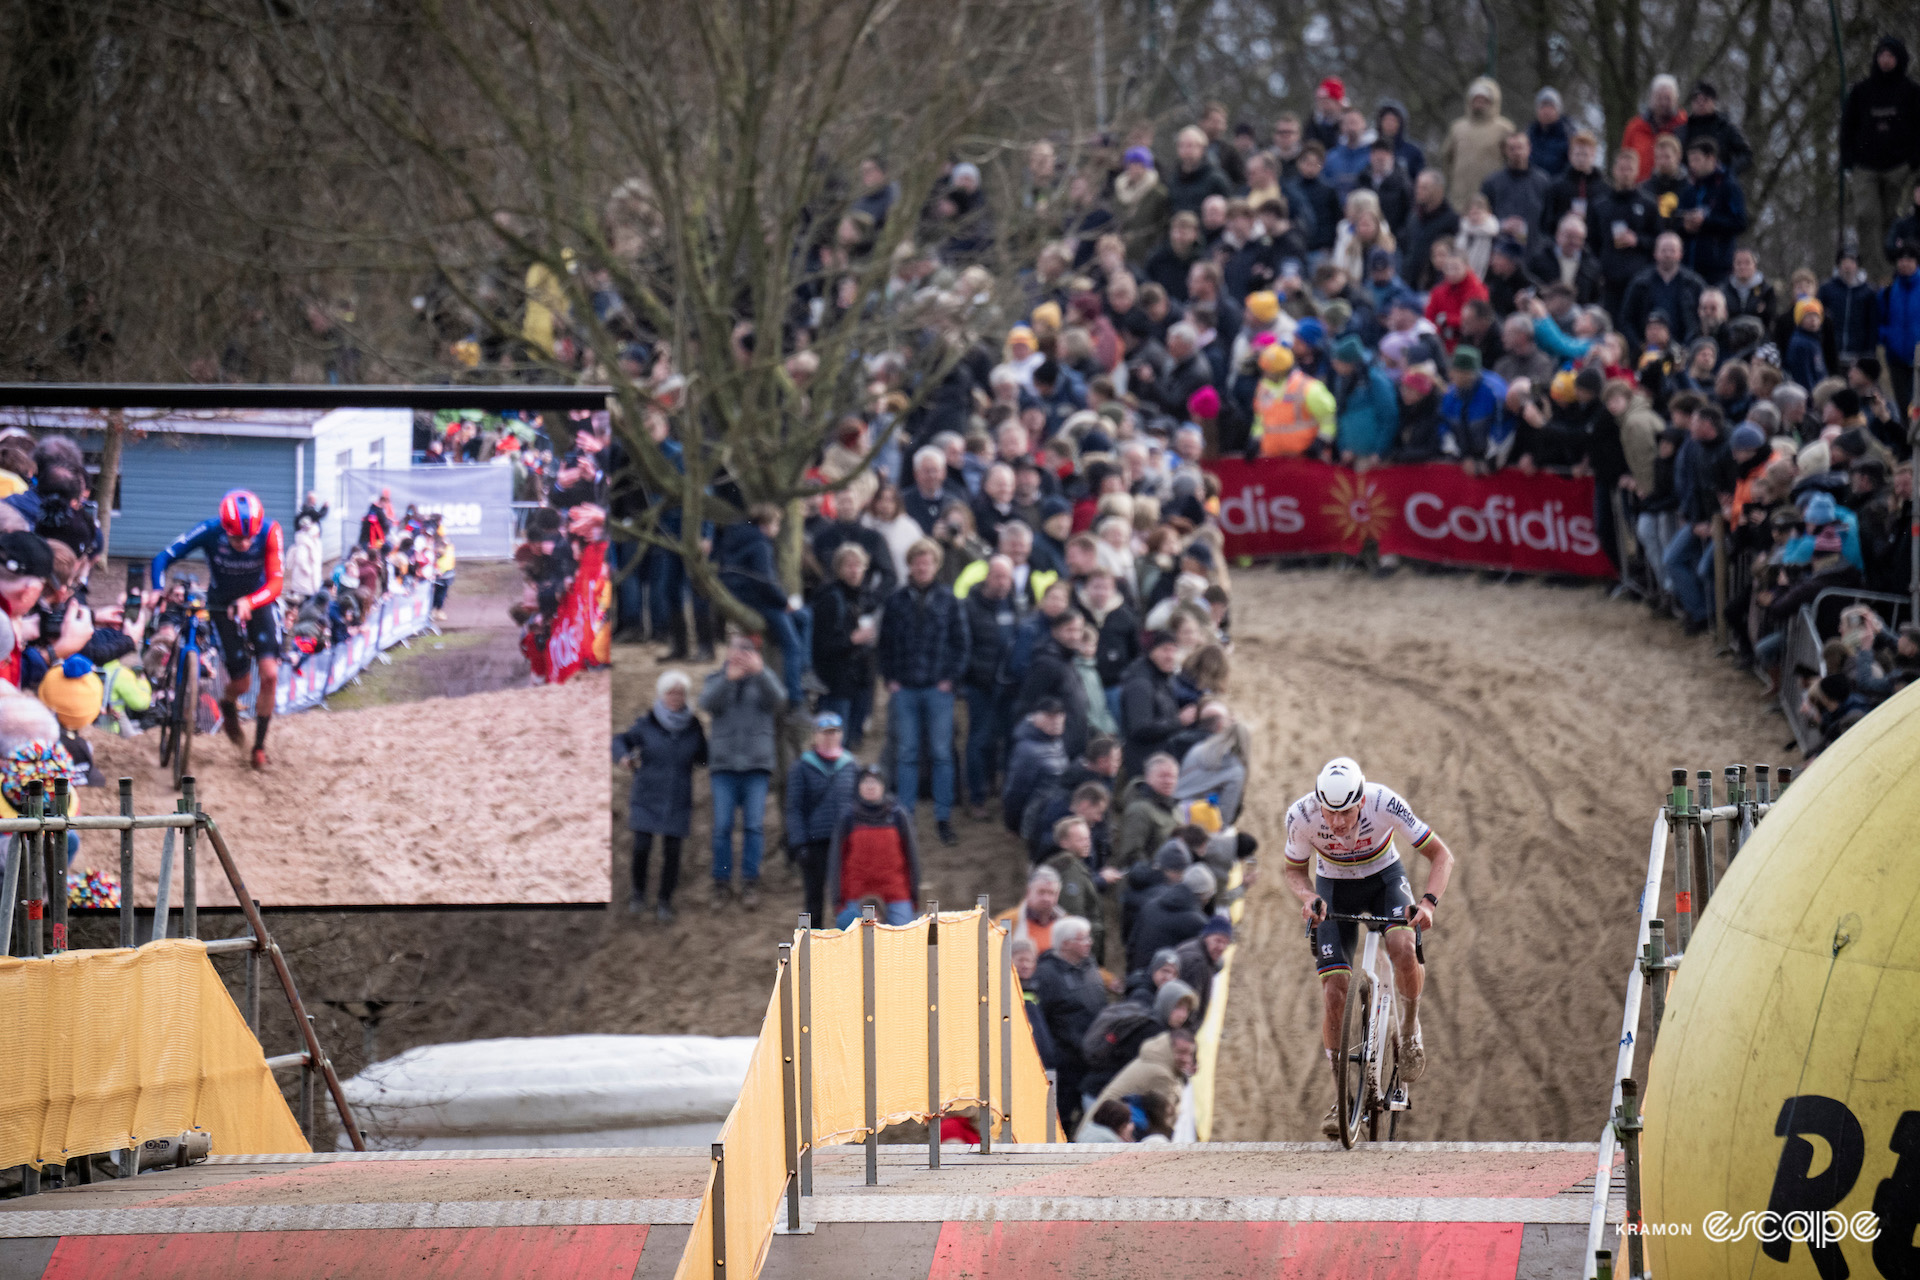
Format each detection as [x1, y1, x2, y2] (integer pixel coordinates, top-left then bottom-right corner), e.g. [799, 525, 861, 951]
[1283, 860, 1324, 924]
[1408, 833, 1456, 929]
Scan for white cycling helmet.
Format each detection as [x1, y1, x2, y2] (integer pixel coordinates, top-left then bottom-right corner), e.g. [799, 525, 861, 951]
[1315, 758, 1367, 812]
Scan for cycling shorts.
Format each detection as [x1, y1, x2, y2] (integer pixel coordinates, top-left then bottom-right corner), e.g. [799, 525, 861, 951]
[1307, 859, 1415, 977]
[212, 605, 282, 679]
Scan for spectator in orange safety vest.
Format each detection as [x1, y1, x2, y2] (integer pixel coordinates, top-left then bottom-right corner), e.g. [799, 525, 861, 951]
[1246, 343, 1336, 460]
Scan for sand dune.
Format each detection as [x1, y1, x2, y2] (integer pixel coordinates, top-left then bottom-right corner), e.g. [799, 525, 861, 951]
[1209, 568, 1778, 1142]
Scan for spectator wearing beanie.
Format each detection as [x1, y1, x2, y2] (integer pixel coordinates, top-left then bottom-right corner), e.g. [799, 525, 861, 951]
[1128, 860, 1214, 973]
[615, 669, 708, 920]
[785, 712, 860, 926]
[825, 764, 921, 927]
[1176, 915, 1235, 1023]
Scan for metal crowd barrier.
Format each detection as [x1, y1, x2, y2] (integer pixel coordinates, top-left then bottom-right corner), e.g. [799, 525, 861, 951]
[2, 775, 364, 1193]
[1586, 765, 1786, 1279]
[1774, 587, 1913, 755]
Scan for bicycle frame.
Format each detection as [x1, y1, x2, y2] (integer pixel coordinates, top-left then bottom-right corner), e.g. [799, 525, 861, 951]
[1354, 929, 1396, 1125]
[1312, 909, 1424, 1147]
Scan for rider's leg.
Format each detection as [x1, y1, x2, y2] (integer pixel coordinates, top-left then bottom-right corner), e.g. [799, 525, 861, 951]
[1320, 970, 1349, 1059]
[1385, 929, 1422, 1025]
[253, 656, 279, 750]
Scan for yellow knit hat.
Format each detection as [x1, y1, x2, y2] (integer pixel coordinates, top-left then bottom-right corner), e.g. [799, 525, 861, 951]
[1246, 291, 1281, 324]
[1258, 344, 1294, 377]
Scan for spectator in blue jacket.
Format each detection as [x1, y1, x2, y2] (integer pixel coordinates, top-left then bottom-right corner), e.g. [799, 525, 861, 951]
[614, 669, 707, 922]
[1815, 246, 1880, 370]
[1676, 138, 1747, 285]
[1330, 335, 1401, 464]
[877, 538, 970, 844]
[1784, 299, 1829, 392]
[1526, 87, 1572, 178]
[1439, 347, 1510, 471]
[716, 504, 812, 709]
[1322, 108, 1375, 198]
[1663, 404, 1736, 634]
[785, 712, 861, 927]
[1880, 241, 1920, 420]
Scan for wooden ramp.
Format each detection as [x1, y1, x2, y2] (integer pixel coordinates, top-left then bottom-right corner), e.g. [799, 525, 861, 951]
[0, 1143, 1621, 1279]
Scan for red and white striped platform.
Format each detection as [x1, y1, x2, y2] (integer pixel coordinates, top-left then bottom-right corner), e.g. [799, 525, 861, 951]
[0, 1143, 1620, 1279]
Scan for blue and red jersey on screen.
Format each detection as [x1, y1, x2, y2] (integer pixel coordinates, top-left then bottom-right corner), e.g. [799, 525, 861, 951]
[150, 519, 285, 610]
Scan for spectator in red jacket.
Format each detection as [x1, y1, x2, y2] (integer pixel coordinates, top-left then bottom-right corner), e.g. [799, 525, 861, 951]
[826, 765, 922, 927]
[1425, 241, 1490, 351]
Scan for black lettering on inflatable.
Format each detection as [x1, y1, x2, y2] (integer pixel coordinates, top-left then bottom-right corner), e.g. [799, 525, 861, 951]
[1765, 1095, 1865, 1277]
[1873, 1111, 1920, 1279]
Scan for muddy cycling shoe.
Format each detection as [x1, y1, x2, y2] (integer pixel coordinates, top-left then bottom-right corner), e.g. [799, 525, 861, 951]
[220, 701, 245, 746]
[1399, 1022, 1426, 1085]
[250, 748, 270, 771]
[1322, 1103, 1342, 1140]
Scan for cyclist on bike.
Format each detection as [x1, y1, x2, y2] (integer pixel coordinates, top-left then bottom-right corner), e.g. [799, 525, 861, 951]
[150, 490, 285, 770]
[1283, 757, 1455, 1140]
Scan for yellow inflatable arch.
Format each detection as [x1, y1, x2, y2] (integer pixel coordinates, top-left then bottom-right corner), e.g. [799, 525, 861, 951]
[1643, 680, 1919, 1278]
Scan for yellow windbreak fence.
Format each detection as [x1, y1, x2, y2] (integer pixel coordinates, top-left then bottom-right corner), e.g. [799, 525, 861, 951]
[0, 939, 309, 1168]
[674, 907, 1058, 1280]
[1188, 860, 1246, 1143]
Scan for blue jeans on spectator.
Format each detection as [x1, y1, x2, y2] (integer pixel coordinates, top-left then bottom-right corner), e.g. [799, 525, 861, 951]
[611, 540, 647, 634]
[762, 606, 813, 707]
[650, 548, 713, 649]
[1664, 525, 1715, 624]
[819, 687, 874, 752]
[1637, 512, 1678, 589]
[962, 682, 1002, 806]
[835, 899, 915, 928]
[890, 684, 956, 821]
[710, 770, 769, 884]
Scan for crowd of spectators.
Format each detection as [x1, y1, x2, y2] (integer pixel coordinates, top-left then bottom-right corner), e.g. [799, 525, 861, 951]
[611, 39, 1920, 1132]
[508, 412, 610, 672]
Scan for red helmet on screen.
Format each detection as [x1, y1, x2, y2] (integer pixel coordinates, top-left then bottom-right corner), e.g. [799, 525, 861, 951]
[219, 490, 266, 540]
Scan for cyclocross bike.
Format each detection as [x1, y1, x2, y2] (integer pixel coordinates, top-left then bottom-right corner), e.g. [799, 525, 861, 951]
[1310, 909, 1426, 1148]
[156, 581, 216, 790]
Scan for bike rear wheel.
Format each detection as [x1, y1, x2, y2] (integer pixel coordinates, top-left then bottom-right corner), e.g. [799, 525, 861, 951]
[1336, 972, 1371, 1149]
[171, 665, 197, 790]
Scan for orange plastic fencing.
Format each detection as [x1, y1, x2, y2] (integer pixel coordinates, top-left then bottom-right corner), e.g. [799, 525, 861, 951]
[673, 908, 1057, 1280]
[0, 939, 309, 1168]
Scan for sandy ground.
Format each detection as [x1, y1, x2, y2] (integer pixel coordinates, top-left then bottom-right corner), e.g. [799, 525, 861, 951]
[1208, 567, 1779, 1142]
[76, 559, 610, 907]
[56, 565, 1778, 1148]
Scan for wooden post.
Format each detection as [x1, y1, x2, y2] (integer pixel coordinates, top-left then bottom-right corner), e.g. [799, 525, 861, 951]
[975, 895, 992, 1153]
[926, 904, 940, 1171]
[862, 904, 878, 1186]
[778, 943, 800, 1232]
[118, 779, 135, 949]
[999, 917, 1014, 1141]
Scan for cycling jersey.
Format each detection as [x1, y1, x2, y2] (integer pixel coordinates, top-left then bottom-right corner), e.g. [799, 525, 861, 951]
[1284, 782, 1435, 881]
[151, 519, 285, 611]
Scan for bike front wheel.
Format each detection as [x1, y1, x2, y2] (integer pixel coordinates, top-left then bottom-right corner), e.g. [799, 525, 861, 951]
[1336, 972, 1371, 1149]
[171, 665, 197, 790]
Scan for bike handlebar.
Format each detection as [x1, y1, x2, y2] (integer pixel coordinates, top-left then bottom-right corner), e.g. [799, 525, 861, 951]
[1306, 909, 1427, 965]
